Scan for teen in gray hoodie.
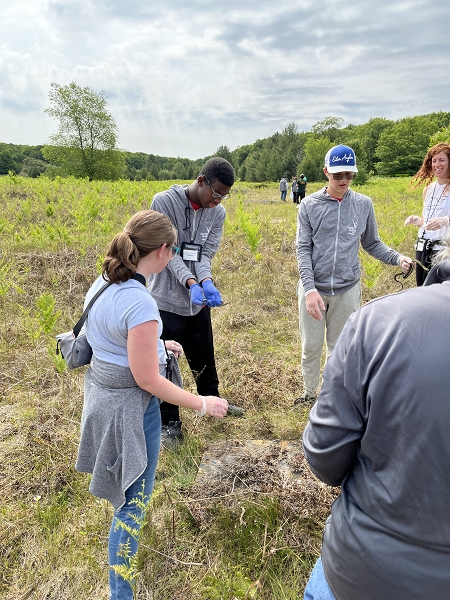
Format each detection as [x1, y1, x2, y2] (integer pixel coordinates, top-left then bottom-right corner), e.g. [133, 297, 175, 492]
[295, 145, 412, 405]
[149, 158, 242, 446]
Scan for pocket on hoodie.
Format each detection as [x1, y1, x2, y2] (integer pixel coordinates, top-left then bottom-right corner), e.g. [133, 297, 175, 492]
[334, 258, 358, 284]
[107, 453, 123, 481]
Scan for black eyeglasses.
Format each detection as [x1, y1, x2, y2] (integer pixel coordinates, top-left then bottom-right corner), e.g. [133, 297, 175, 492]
[201, 173, 230, 200]
[331, 172, 356, 180]
[171, 246, 180, 256]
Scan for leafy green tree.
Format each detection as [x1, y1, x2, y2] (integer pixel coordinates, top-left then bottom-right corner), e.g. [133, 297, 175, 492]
[19, 157, 47, 178]
[231, 145, 251, 173]
[42, 82, 125, 180]
[214, 145, 233, 163]
[126, 152, 147, 171]
[242, 153, 261, 182]
[172, 161, 188, 180]
[375, 116, 437, 175]
[430, 126, 450, 146]
[426, 111, 450, 131]
[159, 169, 173, 180]
[274, 124, 306, 180]
[311, 117, 344, 141]
[149, 163, 159, 180]
[297, 136, 331, 182]
[28, 146, 45, 161]
[0, 150, 16, 174]
[236, 124, 306, 181]
[353, 117, 394, 172]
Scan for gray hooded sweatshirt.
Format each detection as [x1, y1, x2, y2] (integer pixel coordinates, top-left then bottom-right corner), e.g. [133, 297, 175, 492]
[303, 283, 450, 599]
[149, 185, 226, 316]
[296, 187, 401, 296]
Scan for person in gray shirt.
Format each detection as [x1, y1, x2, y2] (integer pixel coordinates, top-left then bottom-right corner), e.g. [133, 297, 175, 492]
[302, 262, 450, 600]
[150, 158, 243, 447]
[279, 174, 288, 201]
[295, 144, 412, 405]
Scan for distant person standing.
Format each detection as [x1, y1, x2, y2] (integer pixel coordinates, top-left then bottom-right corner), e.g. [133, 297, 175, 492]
[297, 173, 307, 202]
[279, 175, 288, 201]
[404, 142, 450, 286]
[292, 177, 299, 203]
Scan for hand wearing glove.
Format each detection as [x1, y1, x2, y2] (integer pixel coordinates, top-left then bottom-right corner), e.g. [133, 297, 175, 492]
[195, 395, 228, 418]
[202, 279, 223, 307]
[404, 215, 423, 226]
[425, 216, 450, 231]
[190, 283, 206, 306]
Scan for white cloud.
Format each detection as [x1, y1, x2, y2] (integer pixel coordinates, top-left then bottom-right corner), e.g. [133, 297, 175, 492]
[1, 0, 449, 158]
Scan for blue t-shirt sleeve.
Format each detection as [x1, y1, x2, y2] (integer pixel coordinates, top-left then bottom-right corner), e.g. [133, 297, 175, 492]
[86, 280, 164, 367]
[115, 286, 161, 332]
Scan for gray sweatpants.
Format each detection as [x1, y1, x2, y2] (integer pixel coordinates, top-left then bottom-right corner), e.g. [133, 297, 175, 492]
[298, 281, 361, 396]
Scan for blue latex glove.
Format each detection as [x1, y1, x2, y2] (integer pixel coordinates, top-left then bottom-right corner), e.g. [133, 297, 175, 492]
[190, 283, 205, 306]
[202, 279, 223, 307]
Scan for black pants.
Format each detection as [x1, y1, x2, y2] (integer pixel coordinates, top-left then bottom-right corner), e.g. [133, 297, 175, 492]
[293, 192, 299, 203]
[159, 307, 219, 424]
[415, 248, 439, 286]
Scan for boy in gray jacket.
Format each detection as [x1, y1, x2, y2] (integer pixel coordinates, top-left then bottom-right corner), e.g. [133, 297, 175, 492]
[150, 157, 243, 446]
[295, 145, 412, 404]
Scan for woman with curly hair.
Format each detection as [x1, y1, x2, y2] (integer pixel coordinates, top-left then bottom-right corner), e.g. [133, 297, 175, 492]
[405, 142, 450, 285]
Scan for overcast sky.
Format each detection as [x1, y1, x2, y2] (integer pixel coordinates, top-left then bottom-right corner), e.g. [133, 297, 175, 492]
[1, 0, 449, 159]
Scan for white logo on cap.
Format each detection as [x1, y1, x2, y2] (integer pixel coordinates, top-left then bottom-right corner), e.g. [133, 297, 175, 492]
[332, 153, 354, 163]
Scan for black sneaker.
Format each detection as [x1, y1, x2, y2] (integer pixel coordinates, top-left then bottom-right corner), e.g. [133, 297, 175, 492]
[291, 395, 316, 409]
[160, 420, 183, 450]
[226, 403, 244, 417]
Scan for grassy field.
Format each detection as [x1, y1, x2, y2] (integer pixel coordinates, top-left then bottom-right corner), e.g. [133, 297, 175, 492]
[0, 174, 421, 599]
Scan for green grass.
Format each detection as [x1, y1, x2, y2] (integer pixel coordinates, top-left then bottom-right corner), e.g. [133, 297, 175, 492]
[0, 174, 421, 599]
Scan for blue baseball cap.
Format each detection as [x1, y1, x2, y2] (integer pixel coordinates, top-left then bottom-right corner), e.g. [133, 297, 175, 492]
[324, 145, 358, 173]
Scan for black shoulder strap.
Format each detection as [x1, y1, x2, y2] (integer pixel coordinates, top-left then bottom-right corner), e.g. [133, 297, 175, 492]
[131, 272, 147, 287]
[73, 282, 112, 337]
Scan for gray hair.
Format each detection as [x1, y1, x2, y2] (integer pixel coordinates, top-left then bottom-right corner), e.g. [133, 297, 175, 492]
[433, 234, 450, 264]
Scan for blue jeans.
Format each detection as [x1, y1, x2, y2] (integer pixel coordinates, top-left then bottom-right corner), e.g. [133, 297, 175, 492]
[108, 396, 161, 600]
[281, 190, 287, 200]
[304, 558, 336, 600]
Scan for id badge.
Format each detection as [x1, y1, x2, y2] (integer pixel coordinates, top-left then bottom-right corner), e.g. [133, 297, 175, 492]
[415, 238, 425, 252]
[181, 242, 202, 262]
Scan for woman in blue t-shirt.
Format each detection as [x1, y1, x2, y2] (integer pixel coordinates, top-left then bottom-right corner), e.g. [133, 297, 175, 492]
[76, 210, 228, 600]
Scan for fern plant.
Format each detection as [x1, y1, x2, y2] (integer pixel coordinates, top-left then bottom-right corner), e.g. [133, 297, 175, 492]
[111, 481, 151, 599]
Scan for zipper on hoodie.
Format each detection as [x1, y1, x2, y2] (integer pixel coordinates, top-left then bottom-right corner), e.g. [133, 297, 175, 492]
[189, 207, 197, 316]
[330, 201, 341, 295]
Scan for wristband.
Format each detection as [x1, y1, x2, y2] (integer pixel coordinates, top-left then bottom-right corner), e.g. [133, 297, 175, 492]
[195, 395, 206, 417]
[304, 288, 318, 297]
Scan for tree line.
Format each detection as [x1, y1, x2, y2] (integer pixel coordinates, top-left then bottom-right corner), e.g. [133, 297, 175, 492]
[228, 113, 450, 184]
[2, 82, 449, 183]
[0, 141, 209, 182]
